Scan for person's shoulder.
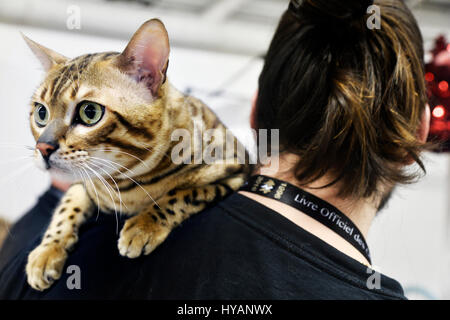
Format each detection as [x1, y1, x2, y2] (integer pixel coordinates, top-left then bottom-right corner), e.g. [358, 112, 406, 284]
[23, 193, 250, 299]
[73, 193, 407, 300]
[0, 191, 405, 300]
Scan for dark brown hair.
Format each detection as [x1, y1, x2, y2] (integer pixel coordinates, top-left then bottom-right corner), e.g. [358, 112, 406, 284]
[255, 0, 427, 199]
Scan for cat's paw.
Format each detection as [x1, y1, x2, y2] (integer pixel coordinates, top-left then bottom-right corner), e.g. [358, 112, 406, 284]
[118, 214, 170, 259]
[26, 243, 68, 291]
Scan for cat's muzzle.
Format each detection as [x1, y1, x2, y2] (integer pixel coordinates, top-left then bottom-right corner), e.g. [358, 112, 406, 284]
[36, 141, 59, 168]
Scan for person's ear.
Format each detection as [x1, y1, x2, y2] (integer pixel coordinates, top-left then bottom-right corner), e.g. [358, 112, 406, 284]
[250, 90, 258, 130]
[22, 34, 68, 71]
[417, 103, 431, 144]
[405, 103, 430, 165]
[115, 19, 170, 97]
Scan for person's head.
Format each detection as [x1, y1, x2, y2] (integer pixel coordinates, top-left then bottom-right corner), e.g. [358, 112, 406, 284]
[252, 0, 429, 203]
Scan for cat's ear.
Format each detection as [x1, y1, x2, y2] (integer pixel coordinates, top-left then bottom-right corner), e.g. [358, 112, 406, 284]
[116, 19, 170, 97]
[22, 34, 68, 71]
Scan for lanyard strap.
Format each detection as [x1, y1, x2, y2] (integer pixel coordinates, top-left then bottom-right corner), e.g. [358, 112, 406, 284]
[240, 175, 371, 264]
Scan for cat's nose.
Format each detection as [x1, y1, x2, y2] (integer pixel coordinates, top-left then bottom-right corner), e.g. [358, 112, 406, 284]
[36, 142, 58, 158]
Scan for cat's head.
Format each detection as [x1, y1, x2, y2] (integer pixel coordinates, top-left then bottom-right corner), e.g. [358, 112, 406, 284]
[24, 19, 171, 183]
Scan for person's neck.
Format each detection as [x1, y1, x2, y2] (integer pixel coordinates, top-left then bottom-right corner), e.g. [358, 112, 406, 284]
[239, 154, 380, 266]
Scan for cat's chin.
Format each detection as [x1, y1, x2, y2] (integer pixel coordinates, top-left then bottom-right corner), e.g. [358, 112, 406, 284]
[34, 151, 81, 183]
[48, 167, 80, 184]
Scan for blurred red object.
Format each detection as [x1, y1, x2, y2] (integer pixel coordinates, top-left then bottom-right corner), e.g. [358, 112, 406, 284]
[426, 35, 450, 152]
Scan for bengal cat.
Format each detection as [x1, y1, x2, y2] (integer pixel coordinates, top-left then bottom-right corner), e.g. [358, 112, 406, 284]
[24, 19, 250, 291]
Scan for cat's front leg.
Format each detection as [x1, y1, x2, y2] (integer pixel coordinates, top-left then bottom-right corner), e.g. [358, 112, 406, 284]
[26, 184, 93, 291]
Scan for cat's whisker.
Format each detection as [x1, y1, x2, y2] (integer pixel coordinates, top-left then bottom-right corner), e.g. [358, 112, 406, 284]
[87, 148, 150, 168]
[77, 165, 100, 221]
[77, 165, 101, 221]
[87, 156, 160, 215]
[83, 163, 119, 210]
[73, 166, 102, 223]
[88, 157, 142, 214]
[87, 159, 129, 212]
[133, 141, 171, 160]
[72, 167, 86, 187]
[0, 142, 33, 146]
[87, 156, 160, 210]
[99, 160, 160, 210]
[0, 144, 35, 151]
[73, 167, 82, 182]
[83, 162, 120, 233]
[87, 163, 126, 225]
[84, 163, 117, 217]
[88, 156, 136, 177]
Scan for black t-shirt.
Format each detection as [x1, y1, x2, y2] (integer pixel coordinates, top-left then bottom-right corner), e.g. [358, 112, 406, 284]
[0, 187, 406, 299]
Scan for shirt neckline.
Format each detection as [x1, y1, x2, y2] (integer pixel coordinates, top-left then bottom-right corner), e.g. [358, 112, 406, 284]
[219, 192, 406, 299]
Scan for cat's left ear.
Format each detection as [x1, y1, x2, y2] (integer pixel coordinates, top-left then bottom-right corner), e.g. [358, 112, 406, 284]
[116, 19, 170, 97]
[22, 34, 68, 71]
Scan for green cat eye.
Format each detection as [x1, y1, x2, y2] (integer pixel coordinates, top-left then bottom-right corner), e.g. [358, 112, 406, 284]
[34, 103, 49, 127]
[78, 101, 104, 126]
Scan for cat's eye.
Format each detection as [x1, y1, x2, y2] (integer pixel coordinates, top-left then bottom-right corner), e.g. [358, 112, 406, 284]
[77, 101, 104, 126]
[34, 103, 49, 127]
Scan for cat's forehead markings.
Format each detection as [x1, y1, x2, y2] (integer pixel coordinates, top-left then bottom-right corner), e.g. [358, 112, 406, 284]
[47, 52, 116, 103]
[39, 86, 48, 101]
[48, 64, 78, 105]
[46, 54, 96, 105]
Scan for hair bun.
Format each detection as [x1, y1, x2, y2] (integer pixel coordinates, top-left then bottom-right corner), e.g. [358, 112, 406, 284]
[290, 0, 374, 22]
